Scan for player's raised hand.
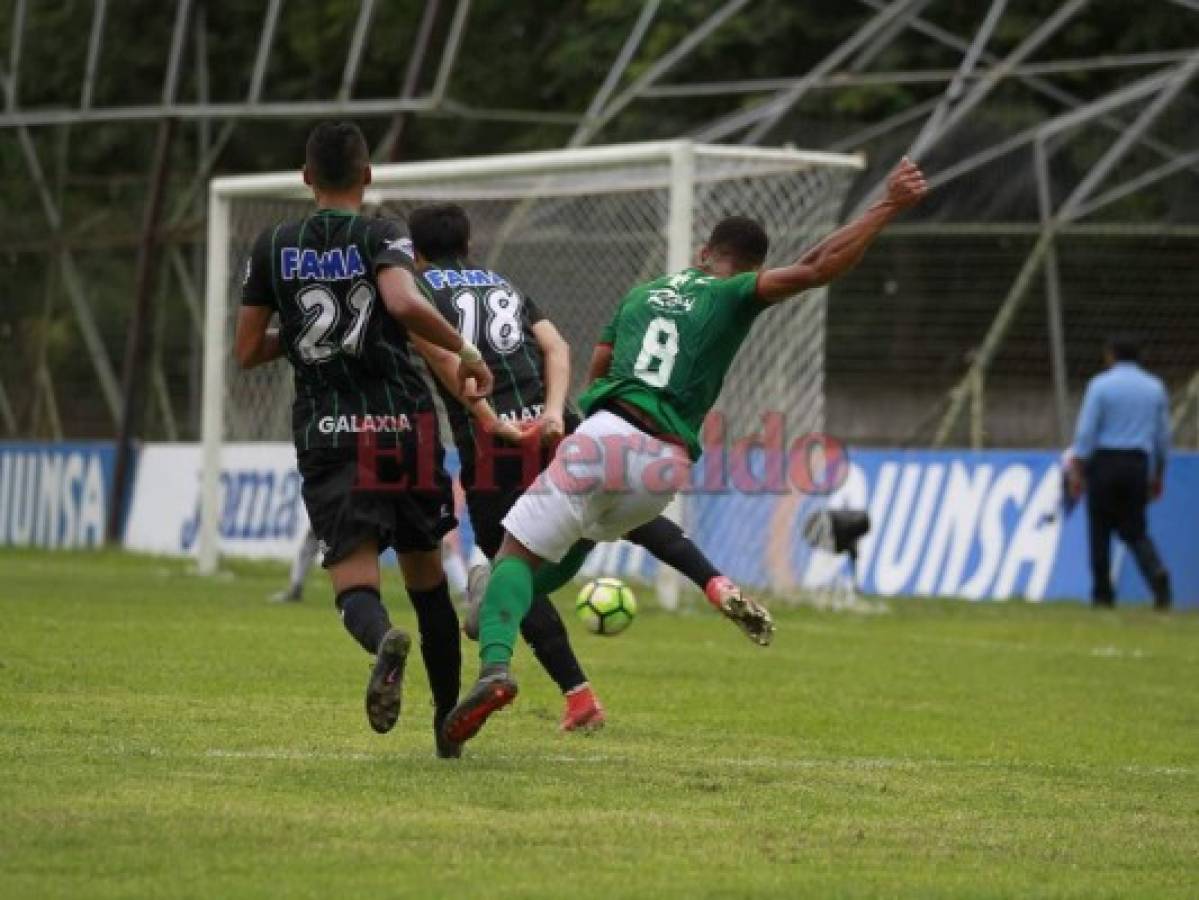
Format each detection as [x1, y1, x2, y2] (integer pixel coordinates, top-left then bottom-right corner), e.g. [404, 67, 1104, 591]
[457, 357, 494, 401]
[886, 156, 928, 210]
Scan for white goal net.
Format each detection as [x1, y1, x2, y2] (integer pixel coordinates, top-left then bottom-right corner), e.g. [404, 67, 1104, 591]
[202, 141, 862, 600]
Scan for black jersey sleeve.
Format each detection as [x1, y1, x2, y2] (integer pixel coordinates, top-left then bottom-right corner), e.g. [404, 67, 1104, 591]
[371, 219, 416, 273]
[240, 228, 275, 308]
[524, 296, 546, 326]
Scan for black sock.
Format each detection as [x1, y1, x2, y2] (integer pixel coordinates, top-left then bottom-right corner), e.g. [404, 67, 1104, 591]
[521, 596, 587, 694]
[335, 586, 392, 655]
[626, 516, 720, 590]
[408, 580, 461, 714]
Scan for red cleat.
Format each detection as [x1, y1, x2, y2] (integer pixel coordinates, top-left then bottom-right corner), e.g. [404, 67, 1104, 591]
[560, 683, 606, 732]
[441, 665, 518, 745]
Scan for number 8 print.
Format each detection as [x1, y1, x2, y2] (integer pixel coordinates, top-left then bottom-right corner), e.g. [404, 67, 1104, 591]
[633, 317, 679, 387]
[485, 288, 523, 353]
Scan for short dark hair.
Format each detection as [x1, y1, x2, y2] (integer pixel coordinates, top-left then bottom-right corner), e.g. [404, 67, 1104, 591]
[305, 121, 369, 191]
[706, 216, 769, 269]
[408, 204, 471, 261]
[1106, 334, 1141, 363]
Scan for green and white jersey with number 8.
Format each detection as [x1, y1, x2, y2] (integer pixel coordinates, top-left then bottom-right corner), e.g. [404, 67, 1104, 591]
[578, 267, 764, 460]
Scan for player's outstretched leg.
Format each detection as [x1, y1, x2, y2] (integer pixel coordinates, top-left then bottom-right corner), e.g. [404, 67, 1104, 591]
[625, 517, 720, 588]
[627, 517, 775, 647]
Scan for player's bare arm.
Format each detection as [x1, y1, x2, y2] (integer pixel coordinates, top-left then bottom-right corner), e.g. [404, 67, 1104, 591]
[233, 305, 284, 370]
[531, 319, 570, 444]
[377, 265, 495, 400]
[756, 157, 928, 305]
[410, 334, 527, 444]
[586, 343, 613, 385]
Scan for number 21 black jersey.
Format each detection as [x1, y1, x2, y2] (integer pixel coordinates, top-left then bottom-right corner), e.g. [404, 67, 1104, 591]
[241, 209, 433, 451]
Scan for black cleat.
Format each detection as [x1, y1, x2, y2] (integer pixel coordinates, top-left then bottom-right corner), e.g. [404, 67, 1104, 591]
[441, 664, 518, 745]
[434, 709, 463, 759]
[365, 628, 412, 734]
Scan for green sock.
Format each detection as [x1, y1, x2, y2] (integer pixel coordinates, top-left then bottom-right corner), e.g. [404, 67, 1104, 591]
[479, 556, 534, 667]
[532, 541, 593, 596]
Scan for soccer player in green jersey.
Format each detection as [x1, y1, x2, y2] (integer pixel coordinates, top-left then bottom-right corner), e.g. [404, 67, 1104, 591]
[406, 202, 774, 732]
[442, 158, 928, 746]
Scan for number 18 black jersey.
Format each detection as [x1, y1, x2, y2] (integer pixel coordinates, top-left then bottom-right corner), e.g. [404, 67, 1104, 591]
[241, 209, 434, 451]
[415, 257, 548, 453]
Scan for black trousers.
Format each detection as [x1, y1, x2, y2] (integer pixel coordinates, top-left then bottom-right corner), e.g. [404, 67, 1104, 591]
[1085, 449, 1170, 608]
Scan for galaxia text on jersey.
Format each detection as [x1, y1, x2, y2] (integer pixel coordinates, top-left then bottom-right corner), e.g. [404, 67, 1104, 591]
[318, 414, 414, 435]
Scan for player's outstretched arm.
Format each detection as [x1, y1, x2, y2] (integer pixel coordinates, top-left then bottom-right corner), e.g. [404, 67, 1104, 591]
[531, 319, 570, 443]
[377, 266, 493, 400]
[234, 306, 284, 370]
[756, 157, 927, 305]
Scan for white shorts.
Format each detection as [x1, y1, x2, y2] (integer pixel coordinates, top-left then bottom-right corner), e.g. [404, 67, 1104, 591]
[502, 411, 692, 563]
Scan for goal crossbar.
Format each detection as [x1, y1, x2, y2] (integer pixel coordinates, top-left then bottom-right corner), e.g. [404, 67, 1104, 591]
[208, 140, 864, 199]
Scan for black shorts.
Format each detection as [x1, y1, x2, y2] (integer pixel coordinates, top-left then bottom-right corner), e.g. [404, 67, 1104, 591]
[297, 438, 456, 568]
[459, 412, 581, 558]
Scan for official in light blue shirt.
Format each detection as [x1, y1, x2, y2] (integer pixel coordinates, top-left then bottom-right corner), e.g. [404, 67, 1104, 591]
[1073, 358, 1171, 474]
[1070, 336, 1172, 609]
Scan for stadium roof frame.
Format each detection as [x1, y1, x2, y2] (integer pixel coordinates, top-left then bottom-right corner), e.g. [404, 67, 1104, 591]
[1, 0, 1194, 191]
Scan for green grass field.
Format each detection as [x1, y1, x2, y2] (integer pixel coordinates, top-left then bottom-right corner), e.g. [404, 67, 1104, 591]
[2, 549, 1197, 899]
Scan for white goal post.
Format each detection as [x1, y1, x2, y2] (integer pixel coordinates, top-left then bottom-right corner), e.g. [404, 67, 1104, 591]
[200, 140, 863, 598]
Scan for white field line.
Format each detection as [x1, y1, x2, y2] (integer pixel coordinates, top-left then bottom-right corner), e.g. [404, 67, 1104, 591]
[189, 748, 1199, 778]
[46, 744, 1194, 779]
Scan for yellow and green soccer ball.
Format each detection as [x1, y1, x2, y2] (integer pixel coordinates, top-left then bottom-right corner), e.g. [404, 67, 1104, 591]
[575, 577, 637, 636]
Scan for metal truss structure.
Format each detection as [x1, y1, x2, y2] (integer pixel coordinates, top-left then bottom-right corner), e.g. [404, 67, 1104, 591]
[2, 0, 1198, 486]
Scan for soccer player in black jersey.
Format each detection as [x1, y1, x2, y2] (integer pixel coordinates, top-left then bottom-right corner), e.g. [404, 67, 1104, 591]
[234, 122, 493, 758]
[405, 203, 753, 731]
